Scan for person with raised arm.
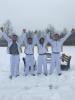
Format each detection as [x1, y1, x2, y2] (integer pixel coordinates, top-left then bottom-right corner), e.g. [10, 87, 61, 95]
[37, 36, 48, 76]
[46, 29, 74, 75]
[0, 27, 22, 79]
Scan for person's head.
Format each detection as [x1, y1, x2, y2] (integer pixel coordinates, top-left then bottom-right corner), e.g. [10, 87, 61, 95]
[27, 37, 33, 44]
[12, 35, 18, 43]
[52, 33, 60, 41]
[39, 37, 44, 44]
[23, 29, 26, 33]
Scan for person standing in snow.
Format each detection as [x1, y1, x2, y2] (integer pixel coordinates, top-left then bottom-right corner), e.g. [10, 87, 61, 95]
[25, 36, 35, 76]
[37, 37, 48, 76]
[46, 29, 74, 75]
[0, 27, 22, 79]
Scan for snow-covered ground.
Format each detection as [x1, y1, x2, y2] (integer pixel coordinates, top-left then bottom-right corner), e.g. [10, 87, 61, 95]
[0, 46, 75, 100]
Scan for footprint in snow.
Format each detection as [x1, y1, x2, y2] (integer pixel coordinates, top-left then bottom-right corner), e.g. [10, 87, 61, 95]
[49, 84, 59, 90]
[24, 86, 31, 90]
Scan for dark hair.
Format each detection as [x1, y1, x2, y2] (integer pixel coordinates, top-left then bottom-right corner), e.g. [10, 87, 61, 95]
[39, 37, 44, 43]
[27, 37, 32, 40]
[12, 35, 18, 37]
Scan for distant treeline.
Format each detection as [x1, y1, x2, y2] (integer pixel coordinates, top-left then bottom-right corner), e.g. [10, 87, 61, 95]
[64, 32, 75, 45]
[0, 39, 7, 47]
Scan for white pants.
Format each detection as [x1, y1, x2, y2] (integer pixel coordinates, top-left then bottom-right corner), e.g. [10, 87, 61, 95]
[50, 53, 61, 74]
[10, 55, 20, 77]
[37, 55, 47, 74]
[25, 55, 34, 75]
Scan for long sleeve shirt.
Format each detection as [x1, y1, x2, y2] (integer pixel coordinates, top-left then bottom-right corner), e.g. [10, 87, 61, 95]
[1, 32, 21, 53]
[46, 32, 73, 53]
[25, 44, 34, 55]
[37, 40, 47, 54]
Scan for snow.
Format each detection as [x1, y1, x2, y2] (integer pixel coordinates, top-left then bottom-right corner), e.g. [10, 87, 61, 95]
[0, 46, 75, 100]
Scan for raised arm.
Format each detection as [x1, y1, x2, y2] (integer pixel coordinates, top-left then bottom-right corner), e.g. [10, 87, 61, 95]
[0, 27, 11, 43]
[60, 29, 74, 43]
[45, 32, 53, 44]
[18, 33, 27, 46]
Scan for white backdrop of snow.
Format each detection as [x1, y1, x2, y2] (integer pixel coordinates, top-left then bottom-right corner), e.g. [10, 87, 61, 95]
[0, 46, 75, 100]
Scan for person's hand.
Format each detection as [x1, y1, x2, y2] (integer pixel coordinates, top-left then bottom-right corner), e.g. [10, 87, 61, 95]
[0, 27, 4, 32]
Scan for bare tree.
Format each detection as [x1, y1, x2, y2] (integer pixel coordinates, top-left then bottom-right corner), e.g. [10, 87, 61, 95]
[47, 24, 55, 33]
[3, 20, 13, 36]
[0, 20, 13, 46]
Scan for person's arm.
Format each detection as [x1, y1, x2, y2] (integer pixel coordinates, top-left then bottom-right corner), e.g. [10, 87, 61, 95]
[19, 34, 25, 45]
[33, 34, 39, 45]
[0, 27, 11, 43]
[18, 33, 27, 50]
[60, 29, 74, 43]
[45, 33, 53, 44]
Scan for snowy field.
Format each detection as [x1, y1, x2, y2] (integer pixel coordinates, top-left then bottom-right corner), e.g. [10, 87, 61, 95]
[0, 46, 75, 100]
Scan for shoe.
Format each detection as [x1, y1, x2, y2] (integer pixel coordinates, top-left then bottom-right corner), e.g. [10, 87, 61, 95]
[32, 74, 35, 76]
[44, 73, 47, 76]
[15, 75, 19, 77]
[58, 73, 62, 76]
[9, 75, 12, 79]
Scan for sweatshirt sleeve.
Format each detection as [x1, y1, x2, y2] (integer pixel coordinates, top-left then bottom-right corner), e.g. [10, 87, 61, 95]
[1, 32, 11, 43]
[45, 33, 53, 44]
[60, 32, 73, 44]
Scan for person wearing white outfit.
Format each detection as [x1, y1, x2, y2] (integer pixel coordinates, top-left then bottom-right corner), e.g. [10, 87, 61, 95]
[46, 29, 73, 75]
[25, 36, 35, 76]
[19, 29, 27, 71]
[20, 29, 27, 45]
[0, 27, 22, 79]
[37, 37, 48, 76]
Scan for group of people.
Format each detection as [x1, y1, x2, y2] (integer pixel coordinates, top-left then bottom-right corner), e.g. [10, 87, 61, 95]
[0, 27, 74, 79]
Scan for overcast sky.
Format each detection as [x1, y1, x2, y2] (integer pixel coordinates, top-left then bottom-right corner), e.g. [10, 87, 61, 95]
[0, 0, 75, 34]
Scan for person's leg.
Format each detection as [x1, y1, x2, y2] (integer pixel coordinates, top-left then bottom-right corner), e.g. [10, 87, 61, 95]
[43, 55, 47, 75]
[25, 55, 30, 76]
[10, 55, 15, 78]
[50, 54, 55, 74]
[30, 55, 35, 75]
[15, 55, 20, 77]
[37, 55, 42, 75]
[56, 54, 61, 75]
